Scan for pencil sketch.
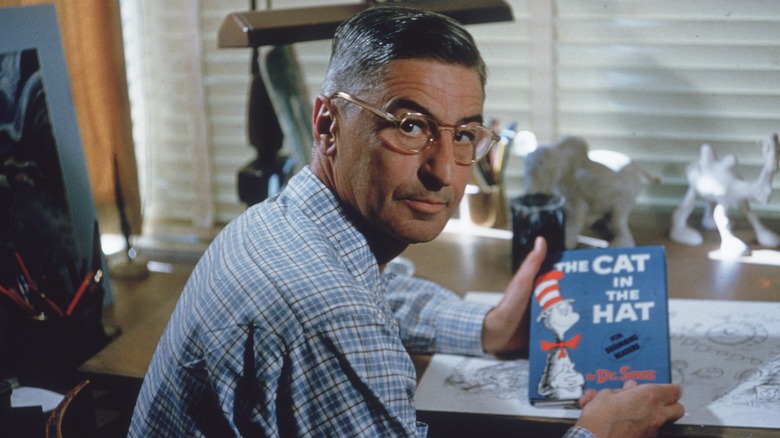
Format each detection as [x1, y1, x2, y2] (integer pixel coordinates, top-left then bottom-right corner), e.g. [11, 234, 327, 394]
[706, 321, 768, 346]
[445, 359, 527, 401]
[707, 354, 780, 419]
[658, 299, 779, 426]
[415, 295, 780, 429]
[415, 353, 579, 420]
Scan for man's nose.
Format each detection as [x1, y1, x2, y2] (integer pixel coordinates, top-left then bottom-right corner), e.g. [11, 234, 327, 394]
[420, 135, 457, 187]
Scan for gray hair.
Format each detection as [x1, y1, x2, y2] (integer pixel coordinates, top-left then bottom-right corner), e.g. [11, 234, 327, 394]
[319, 6, 487, 98]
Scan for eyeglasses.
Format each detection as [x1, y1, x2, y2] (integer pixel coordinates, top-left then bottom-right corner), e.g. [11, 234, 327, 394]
[330, 91, 499, 165]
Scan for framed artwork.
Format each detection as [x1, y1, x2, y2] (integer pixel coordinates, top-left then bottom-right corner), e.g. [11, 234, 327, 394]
[0, 4, 112, 376]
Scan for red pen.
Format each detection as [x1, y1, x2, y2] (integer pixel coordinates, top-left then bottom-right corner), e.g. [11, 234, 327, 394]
[0, 284, 37, 316]
[66, 269, 101, 316]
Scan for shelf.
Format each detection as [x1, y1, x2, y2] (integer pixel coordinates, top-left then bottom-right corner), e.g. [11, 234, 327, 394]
[218, 0, 513, 48]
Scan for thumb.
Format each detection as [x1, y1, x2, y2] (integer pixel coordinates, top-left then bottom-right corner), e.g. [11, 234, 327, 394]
[483, 237, 548, 354]
[504, 237, 547, 306]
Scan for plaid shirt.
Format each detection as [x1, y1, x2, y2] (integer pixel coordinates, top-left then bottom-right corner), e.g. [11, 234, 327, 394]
[565, 426, 596, 438]
[129, 167, 495, 437]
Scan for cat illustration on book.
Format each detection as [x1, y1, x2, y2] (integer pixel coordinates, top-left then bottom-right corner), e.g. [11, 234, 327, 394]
[534, 270, 585, 400]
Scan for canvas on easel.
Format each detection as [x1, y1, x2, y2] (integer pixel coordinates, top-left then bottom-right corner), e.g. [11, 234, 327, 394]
[0, 4, 113, 378]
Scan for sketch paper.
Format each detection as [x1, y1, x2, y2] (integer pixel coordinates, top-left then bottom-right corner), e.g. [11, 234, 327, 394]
[415, 353, 579, 420]
[669, 298, 780, 427]
[415, 294, 780, 429]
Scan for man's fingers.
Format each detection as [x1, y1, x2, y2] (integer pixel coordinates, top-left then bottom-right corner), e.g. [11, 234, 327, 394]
[507, 237, 547, 292]
[483, 237, 547, 354]
[628, 383, 686, 422]
[664, 401, 686, 422]
[656, 383, 683, 405]
[578, 388, 598, 408]
[520, 236, 547, 275]
[498, 237, 546, 312]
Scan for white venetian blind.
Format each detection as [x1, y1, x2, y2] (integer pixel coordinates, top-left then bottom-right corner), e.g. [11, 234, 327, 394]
[551, 0, 780, 213]
[121, 0, 780, 245]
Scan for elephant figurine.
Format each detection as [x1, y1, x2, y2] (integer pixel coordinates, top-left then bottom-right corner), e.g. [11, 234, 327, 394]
[524, 136, 656, 249]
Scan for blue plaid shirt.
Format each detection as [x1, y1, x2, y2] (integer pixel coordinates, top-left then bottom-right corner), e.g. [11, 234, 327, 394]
[565, 426, 596, 438]
[129, 167, 490, 437]
[129, 167, 593, 438]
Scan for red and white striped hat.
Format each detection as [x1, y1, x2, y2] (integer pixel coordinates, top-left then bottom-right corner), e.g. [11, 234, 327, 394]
[533, 270, 565, 312]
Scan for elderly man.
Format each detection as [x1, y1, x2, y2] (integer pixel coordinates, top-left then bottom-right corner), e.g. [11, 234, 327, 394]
[130, 6, 683, 437]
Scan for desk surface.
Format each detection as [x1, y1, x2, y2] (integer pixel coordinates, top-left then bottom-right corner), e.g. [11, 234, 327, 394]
[403, 211, 780, 302]
[81, 209, 780, 436]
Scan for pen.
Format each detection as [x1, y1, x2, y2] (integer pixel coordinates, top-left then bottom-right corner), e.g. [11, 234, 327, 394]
[491, 140, 506, 182]
[16, 276, 31, 305]
[14, 251, 64, 317]
[0, 284, 36, 316]
[66, 269, 101, 315]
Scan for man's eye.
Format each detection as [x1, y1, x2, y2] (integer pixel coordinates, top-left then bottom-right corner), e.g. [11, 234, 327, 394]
[453, 129, 478, 145]
[399, 118, 427, 137]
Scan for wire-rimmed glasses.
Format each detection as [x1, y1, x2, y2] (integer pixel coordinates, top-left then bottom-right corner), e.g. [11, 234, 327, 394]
[331, 91, 499, 165]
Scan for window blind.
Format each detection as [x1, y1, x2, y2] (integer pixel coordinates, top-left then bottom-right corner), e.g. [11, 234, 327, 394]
[120, 0, 780, 246]
[553, 0, 780, 213]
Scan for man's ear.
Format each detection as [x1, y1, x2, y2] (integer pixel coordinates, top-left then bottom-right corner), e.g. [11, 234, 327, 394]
[312, 95, 337, 156]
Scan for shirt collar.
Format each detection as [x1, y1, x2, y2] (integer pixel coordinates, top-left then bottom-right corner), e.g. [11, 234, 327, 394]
[284, 167, 382, 289]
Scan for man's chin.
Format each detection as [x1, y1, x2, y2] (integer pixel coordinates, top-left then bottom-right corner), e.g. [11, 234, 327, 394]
[394, 219, 449, 244]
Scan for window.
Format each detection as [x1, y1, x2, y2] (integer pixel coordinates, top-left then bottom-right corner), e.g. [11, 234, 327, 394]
[120, 0, 780, 247]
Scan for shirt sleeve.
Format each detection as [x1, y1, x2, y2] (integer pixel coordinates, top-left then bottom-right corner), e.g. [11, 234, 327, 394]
[384, 273, 493, 356]
[562, 426, 596, 438]
[310, 310, 424, 436]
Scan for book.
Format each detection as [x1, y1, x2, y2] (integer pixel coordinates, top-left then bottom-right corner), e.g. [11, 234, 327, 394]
[528, 245, 671, 407]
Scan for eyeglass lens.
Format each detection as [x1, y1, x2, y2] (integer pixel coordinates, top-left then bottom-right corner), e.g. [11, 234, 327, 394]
[389, 114, 491, 164]
[331, 92, 495, 164]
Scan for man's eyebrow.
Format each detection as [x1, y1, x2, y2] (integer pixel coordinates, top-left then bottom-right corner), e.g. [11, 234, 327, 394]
[387, 98, 484, 125]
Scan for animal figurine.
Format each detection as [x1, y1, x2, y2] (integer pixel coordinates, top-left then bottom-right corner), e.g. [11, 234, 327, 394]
[524, 136, 654, 249]
[670, 133, 780, 257]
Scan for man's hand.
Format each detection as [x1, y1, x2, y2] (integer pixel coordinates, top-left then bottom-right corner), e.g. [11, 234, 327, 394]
[575, 380, 685, 438]
[481, 237, 547, 355]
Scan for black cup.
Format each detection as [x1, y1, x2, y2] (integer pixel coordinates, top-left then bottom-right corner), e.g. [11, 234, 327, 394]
[511, 193, 566, 272]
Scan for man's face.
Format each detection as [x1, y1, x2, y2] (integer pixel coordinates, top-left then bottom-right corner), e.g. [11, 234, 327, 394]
[330, 59, 484, 244]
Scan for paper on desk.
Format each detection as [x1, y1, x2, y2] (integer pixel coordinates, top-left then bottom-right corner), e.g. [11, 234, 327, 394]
[11, 386, 64, 412]
[415, 353, 580, 420]
[669, 298, 780, 427]
[415, 293, 780, 429]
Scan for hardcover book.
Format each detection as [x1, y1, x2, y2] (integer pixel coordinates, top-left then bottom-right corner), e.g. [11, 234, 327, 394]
[528, 245, 671, 407]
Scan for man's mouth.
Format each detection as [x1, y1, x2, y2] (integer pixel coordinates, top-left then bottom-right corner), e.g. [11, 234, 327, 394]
[402, 197, 447, 215]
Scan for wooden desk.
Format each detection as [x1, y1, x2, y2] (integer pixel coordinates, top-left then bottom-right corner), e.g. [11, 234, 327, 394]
[80, 208, 780, 436]
[79, 263, 194, 379]
[403, 209, 780, 302]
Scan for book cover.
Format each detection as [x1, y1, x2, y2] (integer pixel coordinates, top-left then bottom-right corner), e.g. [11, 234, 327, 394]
[528, 245, 671, 407]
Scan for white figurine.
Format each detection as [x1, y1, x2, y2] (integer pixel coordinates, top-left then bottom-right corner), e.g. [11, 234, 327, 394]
[524, 136, 655, 249]
[670, 133, 780, 257]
